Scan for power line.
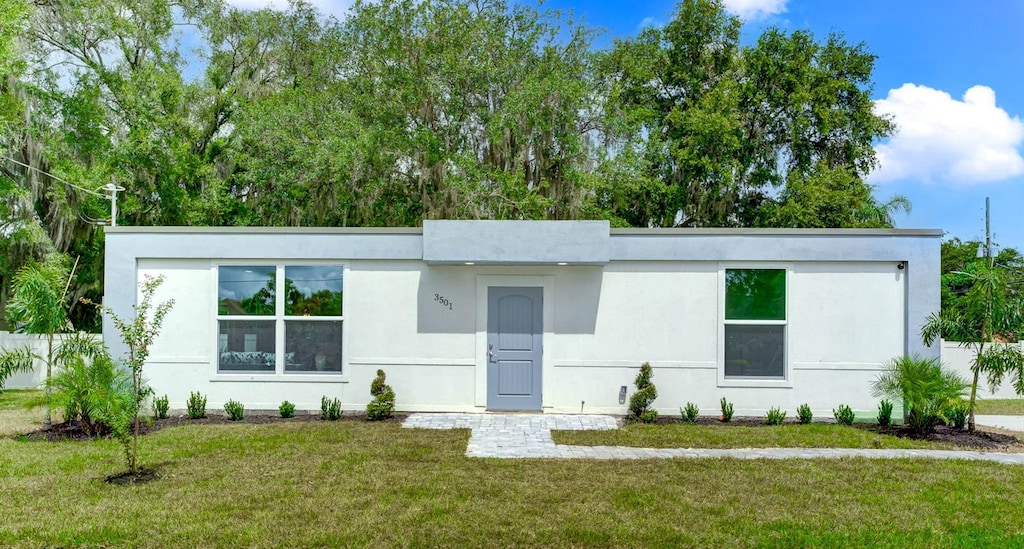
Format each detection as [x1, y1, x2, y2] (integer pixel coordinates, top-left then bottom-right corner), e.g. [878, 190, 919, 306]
[2, 155, 105, 197]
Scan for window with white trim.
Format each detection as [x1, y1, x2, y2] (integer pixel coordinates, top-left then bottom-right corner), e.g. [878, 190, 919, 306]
[724, 268, 786, 378]
[217, 265, 344, 374]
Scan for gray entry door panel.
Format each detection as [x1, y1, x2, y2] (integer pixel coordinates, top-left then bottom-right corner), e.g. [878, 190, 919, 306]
[487, 287, 543, 411]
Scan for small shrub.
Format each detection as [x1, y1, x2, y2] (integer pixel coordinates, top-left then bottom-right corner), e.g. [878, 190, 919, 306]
[945, 400, 970, 430]
[877, 399, 894, 427]
[279, 400, 295, 418]
[49, 352, 129, 437]
[321, 395, 342, 420]
[153, 394, 169, 420]
[796, 403, 813, 424]
[681, 402, 699, 423]
[224, 399, 244, 421]
[366, 369, 396, 421]
[833, 404, 855, 426]
[187, 391, 207, 419]
[627, 363, 658, 423]
[871, 354, 968, 434]
[765, 407, 786, 425]
[720, 397, 734, 422]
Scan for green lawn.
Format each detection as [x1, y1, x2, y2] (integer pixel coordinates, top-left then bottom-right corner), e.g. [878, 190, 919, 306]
[975, 399, 1024, 415]
[0, 389, 48, 437]
[552, 423, 956, 450]
[3, 414, 1024, 547]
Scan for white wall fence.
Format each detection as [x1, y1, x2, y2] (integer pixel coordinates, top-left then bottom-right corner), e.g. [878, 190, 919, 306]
[0, 332, 103, 389]
[942, 340, 1024, 399]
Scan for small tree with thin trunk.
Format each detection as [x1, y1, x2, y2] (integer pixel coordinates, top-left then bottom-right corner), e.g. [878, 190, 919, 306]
[102, 275, 174, 474]
[921, 262, 1024, 432]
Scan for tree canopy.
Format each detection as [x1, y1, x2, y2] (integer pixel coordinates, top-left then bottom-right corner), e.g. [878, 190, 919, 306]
[1, 0, 908, 328]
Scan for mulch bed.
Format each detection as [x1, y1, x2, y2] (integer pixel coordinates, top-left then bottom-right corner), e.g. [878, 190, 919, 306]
[17, 411, 409, 443]
[650, 415, 1023, 451]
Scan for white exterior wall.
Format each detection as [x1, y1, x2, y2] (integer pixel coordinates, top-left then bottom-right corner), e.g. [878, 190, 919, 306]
[0, 332, 102, 389]
[942, 340, 1024, 400]
[140, 257, 906, 416]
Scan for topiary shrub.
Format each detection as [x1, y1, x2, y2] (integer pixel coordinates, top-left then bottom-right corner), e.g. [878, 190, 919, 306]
[153, 394, 169, 420]
[279, 400, 295, 419]
[833, 404, 855, 426]
[187, 391, 207, 419]
[321, 395, 342, 420]
[796, 403, 813, 424]
[681, 402, 699, 423]
[366, 369, 396, 421]
[877, 400, 894, 428]
[224, 399, 244, 421]
[627, 363, 658, 423]
[765, 407, 786, 425]
[720, 397, 734, 423]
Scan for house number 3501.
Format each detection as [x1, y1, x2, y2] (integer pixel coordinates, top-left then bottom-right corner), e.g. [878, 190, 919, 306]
[434, 293, 453, 310]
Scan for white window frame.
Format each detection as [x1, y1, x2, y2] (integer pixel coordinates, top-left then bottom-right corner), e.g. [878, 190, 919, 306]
[212, 261, 347, 381]
[717, 263, 792, 388]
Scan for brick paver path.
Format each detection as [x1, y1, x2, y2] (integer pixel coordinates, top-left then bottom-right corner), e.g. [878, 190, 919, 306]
[403, 413, 1024, 464]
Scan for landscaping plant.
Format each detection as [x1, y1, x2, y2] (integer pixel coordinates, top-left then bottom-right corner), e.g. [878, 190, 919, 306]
[765, 407, 786, 425]
[945, 401, 970, 430]
[224, 399, 244, 421]
[877, 400, 893, 427]
[187, 391, 207, 419]
[681, 402, 699, 423]
[321, 395, 342, 420]
[720, 397, 734, 422]
[366, 369, 395, 421]
[833, 404, 855, 426]
[796, 403, 813, 424]
[0, 347, 34, 395]
[871, 354, 968, 434]
[153, 395, 169, 420]
[279, 400, 295, 418]
[48, 349, 128, 437]
[628, 362, 657, 423]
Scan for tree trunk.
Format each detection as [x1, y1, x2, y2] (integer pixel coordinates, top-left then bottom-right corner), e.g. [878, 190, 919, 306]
[968, 367, 979, 433]
[44, 333, 52, 427]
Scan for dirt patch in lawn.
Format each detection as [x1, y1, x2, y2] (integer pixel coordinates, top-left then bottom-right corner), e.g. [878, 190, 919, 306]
[650, 415, 1024, 451]
[16, 411, 409, 443]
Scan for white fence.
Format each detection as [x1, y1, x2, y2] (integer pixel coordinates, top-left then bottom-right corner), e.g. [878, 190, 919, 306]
[942, 340, 1024, 399]
[0, 331, 103, 389]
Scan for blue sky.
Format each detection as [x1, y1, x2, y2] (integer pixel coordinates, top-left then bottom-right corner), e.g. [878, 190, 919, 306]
[224, 0, 1024, 251]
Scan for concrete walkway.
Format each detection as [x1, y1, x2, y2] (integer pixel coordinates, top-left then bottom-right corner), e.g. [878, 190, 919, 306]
[403, 412, 1024, 464]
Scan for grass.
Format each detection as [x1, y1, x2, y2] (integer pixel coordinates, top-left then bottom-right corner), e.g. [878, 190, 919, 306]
[0, 389, 49, 437]
[552, 423, 956, 450]
[3, 389, 1024, 547]
[975, 398, 1024, 415]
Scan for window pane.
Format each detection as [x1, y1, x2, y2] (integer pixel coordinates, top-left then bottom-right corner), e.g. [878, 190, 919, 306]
[725, 324, 784, 378]
[284, 266, 343, 316]
[725, 269, 786, 320]
[218, 266, 276, 315]
[285, 320, 343, 373]
[218, 320, 275, 372]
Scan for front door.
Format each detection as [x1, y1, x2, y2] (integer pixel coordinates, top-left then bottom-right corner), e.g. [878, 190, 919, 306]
[487, 287, 543, 411]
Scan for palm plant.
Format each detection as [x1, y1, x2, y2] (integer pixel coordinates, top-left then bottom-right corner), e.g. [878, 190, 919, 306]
[0, 346, 35, 393]
[922, 262, 1024, 431]
[871, 355, 968, 434]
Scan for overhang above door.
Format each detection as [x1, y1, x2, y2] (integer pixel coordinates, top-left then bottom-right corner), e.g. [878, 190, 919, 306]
[422, 220, 610, 266]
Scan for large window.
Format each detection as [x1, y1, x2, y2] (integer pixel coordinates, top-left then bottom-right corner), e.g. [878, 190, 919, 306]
[724, 269, 786, 378]
[217, 265, 344, 374]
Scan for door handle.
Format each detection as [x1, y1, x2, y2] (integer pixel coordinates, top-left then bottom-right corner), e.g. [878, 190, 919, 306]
[488, 343, 496, 362]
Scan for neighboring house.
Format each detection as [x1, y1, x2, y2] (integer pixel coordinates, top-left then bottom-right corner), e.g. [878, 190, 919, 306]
[103, 221, 940, 416]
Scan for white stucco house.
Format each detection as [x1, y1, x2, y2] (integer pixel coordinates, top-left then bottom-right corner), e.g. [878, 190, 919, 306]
[102, 220, 941, 416]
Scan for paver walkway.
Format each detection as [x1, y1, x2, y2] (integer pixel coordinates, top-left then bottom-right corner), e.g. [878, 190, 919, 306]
[403, 412, 1024, 464]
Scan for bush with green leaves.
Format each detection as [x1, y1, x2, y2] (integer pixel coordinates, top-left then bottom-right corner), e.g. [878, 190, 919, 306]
[945, 400, 970, 430]
[187, 391, 207, 419]
[877, 400, 894, 427]
[224, 399, 244, 421]
[628, 363, 658, 423]
[366, 369, 396, 421]
[833, 404, 855, 426]
[279, 400, 295, 418]
[871, 354, 968, 434]
[321, 396, 342, 420]
[0, 347, 34, 395]
[681, 402, 699, 423]
[765, 407, 786, 425]
[796, 403, 813, 424]
[719, 397, 734, 422]
[48, 351, 128, 437]
[153, 395, 169, 420]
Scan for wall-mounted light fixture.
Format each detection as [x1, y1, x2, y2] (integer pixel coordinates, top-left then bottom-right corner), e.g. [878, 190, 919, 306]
[618, 385, 627, 404]
[897, 262, 906, 270]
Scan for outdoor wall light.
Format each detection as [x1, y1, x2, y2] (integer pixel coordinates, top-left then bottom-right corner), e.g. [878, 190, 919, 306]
[618, 385, 627, 404]
[897, 262, 906, 270]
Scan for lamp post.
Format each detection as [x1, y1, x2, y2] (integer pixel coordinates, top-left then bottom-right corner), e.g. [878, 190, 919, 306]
[101, 183, 125, 227]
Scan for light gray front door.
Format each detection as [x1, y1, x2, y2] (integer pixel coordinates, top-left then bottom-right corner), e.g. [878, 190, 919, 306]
[487, 287, 543, 411]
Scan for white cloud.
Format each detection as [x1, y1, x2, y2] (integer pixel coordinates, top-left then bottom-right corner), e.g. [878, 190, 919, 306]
[872, 84, 1024, 185]
[224, 0, 355, 19]
[721, 0, 787, 20]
